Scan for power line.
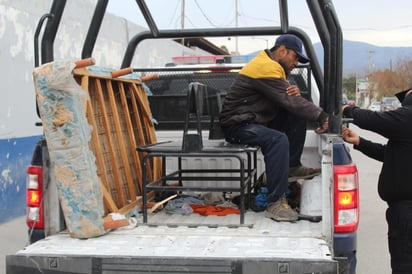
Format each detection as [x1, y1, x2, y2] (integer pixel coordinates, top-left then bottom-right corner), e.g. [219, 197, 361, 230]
[168, 1, 180, 28]
[193, 0, 219, 27]
[192, 0, 236, 27]
[343, 25, 412, 32]
[184, 15, 196, 28]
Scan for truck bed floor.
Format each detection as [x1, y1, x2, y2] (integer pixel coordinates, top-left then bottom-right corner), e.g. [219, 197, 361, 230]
[17, 211, 331, 261]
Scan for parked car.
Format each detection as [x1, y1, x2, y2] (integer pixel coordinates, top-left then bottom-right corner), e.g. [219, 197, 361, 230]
[381, 96, 400, 111]
[368, 101, 382, 111]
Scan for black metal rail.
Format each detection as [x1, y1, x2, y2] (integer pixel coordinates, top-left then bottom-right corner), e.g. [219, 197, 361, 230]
[36, 0, 343, 134]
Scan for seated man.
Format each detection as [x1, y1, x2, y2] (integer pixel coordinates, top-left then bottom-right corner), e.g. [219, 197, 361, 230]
[219, 34, 329, 222]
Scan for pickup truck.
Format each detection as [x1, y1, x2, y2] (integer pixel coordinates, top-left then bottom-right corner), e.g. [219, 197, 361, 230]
[6, 0, 359, 273]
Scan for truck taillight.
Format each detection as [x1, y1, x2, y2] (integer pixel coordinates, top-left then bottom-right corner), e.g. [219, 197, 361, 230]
[334, 164, 359, 233]
[27, 189, 41, 207]
[26, 166, 44, 229]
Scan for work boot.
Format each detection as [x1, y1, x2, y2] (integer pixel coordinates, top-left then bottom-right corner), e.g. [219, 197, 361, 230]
[265, 194, 298, 222]
[288, 166, 321, 182]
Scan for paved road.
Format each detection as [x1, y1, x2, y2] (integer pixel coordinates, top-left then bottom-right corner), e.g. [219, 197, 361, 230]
[0, 216, 28, 274]
[0, 125, 392, 274]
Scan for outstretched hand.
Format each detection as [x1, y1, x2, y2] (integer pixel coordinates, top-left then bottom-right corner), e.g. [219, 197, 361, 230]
[342, 104, 350, 116]
[342, 127, 360, 145]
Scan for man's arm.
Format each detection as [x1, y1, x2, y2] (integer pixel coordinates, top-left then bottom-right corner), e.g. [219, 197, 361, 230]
[342, 127, 385, 162]
[255, 77, 325, 121]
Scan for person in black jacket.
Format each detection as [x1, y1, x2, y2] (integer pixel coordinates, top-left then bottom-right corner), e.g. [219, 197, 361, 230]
[342, 88, 412, 274]
[219, 34, 329, 222]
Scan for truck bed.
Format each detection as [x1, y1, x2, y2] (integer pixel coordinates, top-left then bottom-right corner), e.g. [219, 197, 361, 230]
[8, 131, 333, 274]
[8, 211, 336, 274]
[7, 136, 336, 274]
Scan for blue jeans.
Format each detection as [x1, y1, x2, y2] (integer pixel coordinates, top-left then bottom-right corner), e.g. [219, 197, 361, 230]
[268, 109, 306, 168]
[222, 111, 306, 203]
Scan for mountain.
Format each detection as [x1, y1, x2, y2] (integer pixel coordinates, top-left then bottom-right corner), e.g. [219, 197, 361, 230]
[314, 40, 412, 77]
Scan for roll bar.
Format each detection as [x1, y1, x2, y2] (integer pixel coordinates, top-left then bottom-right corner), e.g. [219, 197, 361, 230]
[36, 0, 342, 133]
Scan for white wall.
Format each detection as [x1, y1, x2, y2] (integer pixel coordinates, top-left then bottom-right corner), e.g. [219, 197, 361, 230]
[0, 0, 208, 223]
[0, 0, 205, 139]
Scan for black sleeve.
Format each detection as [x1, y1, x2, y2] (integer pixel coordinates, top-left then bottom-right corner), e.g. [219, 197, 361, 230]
[342, 106, 357, 118]
[354, 137, 385, 162]
[344, 106, 404, 139]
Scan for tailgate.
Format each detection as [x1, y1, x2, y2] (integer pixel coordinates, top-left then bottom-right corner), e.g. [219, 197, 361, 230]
[7, 255, 337, 274]
[7, 212, 337, 274]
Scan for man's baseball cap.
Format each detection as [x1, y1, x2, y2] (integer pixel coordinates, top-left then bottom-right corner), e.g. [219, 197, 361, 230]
[274, 34, 310, 64]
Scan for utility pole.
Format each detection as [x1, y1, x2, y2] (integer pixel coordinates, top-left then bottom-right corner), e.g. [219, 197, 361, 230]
[368, 50, 375, 75]
[181, 0, 185, 47]
[235, 0, 238, 54]
[367, 50, 375, 104]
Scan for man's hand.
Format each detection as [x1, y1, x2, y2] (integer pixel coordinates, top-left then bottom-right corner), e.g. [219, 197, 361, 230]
[315, 111, 329, 134]
[315, 117, 329, 134]
[342, 127, 360, 145]
[286, 85, 301, 96]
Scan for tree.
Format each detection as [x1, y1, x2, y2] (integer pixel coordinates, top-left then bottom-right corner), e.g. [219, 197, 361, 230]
[367, 57, 412, 99]
[342, 75, 356, 100]
[220, 45, 229, 54]
[368, 70, 399, 99]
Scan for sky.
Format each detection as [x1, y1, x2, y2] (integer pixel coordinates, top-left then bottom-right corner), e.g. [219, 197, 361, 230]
[107, 0, 412, 54]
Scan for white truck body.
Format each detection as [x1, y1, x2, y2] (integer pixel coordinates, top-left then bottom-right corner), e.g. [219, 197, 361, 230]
[6, 1, 358, 273]
[9, 131, 341, 274]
